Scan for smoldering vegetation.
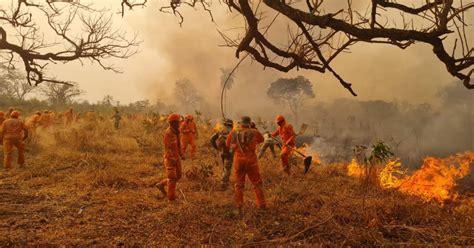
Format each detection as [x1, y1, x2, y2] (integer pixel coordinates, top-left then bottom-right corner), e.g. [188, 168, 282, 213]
[299, 83, 473, 167]
[123, 3, 472, 168]
[147, 79, 473, 169]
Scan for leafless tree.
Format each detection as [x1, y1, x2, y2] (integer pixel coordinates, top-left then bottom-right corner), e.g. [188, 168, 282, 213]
[122, 0, 473, 95]
[174, 78, 202, 111]
[40, 81, 83, 104]
[4, 1, 471, 95]
[0, 65, 35, 100]
[0, 0, 139, 86]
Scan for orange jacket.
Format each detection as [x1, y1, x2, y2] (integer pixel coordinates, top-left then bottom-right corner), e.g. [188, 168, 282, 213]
[179, 121, 197, 136]
[163, 127, 181, 159]
[39, 113, 51, 125]
[0, 116, 5, 126]
[1, 118, 27, 139]
[226, 126, 264, 158]
[26, 115, 41, 128]
[272, 123, 296, 145]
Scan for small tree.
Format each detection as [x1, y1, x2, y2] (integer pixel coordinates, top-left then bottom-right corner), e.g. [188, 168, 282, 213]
[0, 67, 36, 100]
[154, 98, 166, 112]
[41, 82, 83, 105]
[102, 95, 115, 106]
[174, 78, 201, 111]
[267, 76, 315, 125]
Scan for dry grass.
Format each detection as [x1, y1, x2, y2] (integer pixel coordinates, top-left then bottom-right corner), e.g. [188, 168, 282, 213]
[0, 120, 473, 246]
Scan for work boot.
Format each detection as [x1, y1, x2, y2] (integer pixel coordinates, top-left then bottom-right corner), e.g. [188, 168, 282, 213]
[156, 183, 167, 198]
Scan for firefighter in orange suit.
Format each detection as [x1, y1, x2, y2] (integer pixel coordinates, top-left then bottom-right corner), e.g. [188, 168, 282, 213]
[272, 115, 296, 174]
[64, 108, 74, 127]
[157, 113, 184, 201]
[1, 111, 28, 170]
[226, 116, 266, 211]
[180, 114, 198, 159]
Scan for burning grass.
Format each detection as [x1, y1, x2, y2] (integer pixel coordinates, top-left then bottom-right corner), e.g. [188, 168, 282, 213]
[0, 119, 473, 246]
[346, 152, 474, 203]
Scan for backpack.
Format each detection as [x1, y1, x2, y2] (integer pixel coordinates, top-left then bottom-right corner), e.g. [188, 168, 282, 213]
[232, 128, 256, 152]
[216, 129, 230, 151]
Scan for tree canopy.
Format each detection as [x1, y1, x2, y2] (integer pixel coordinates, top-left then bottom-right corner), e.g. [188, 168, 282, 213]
[267, 75, 315, 124]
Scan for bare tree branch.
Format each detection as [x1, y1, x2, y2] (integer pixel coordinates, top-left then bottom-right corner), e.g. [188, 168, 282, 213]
[151, 0, 473, 93]
[0, 0, 140, 86]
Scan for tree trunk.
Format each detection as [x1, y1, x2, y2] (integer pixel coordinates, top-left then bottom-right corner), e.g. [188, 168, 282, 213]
[293, 105, 298, 126]
[287, 100, 298, 126]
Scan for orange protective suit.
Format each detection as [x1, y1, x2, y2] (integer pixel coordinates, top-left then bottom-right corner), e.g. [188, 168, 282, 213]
[1, 117, 28, 170]
[180, 120, 197, 159]
[26, 113, 41, 139]
[0, 113, 5, 126]
[272, 122, 296, 174]
[160, 126, 182, 201]
[39, 112, 51, 129]
[0, 113, 5, 138]
[64, 109, 74, 127]
[226, 126, 266, 209]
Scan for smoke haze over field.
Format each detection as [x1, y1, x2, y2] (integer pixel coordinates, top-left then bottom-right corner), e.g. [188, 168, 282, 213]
[131, 2, 460, 109]
[14, 0, 468, 108]
[1, 0, 472, 163]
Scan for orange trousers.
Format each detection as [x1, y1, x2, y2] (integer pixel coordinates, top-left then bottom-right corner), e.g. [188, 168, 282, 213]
[233, 156, 266, 209]
[28, 127, 37, 140]
[280, 145, 294, 174]
[181, 134, 196, 159]
[65, 118, 73, 128]
[3, 138, 25, 170]
[160, 158, 182, 201]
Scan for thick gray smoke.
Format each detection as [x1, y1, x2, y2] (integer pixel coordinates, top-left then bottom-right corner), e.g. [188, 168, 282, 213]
[298, 84, 473, 167]
[128, 1, 473, 164]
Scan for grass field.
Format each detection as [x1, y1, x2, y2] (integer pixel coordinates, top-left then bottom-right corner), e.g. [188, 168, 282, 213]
[0, 118, 472, 246]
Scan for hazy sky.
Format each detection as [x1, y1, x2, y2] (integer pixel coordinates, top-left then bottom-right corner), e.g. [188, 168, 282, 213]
[9, 0, 472, 105]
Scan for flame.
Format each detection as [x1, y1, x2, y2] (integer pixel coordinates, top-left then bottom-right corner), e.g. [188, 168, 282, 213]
[214, 122, 225, 131]
[347, 152, 474, 202]
[347, 159, 364, 178]
[297, 143, 321, 166]
[397, 152, 473, 202]
[213, 122, 239, 131]
[379, 160, 406, 189]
